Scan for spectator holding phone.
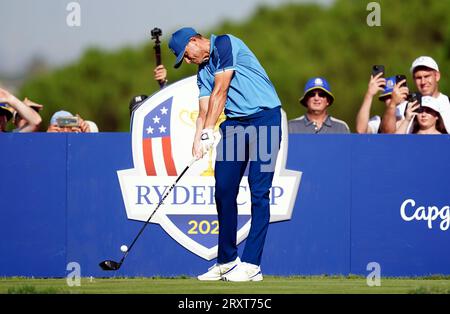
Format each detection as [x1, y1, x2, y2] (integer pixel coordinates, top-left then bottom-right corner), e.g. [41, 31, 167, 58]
[381, 56, 449, 133]
[396, 96, 448, 134]
[47, 110, 91, 133]
[379, 75, 410, 133]
[13, 98, 44, 132]
[356, 71, 398, 134]
[289, 77, 350, 133]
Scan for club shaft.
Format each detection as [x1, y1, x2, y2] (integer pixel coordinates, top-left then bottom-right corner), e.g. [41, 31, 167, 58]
[119, 159, 196, 265]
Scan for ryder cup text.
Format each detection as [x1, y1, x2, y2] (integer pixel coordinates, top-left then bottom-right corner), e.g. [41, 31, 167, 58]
[136, 184, 284, 206]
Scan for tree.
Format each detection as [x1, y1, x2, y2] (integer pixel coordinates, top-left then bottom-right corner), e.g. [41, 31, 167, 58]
[19, 0, 450, 131]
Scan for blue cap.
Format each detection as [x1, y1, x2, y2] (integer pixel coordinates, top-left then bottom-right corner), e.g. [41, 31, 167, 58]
[299, 77, 334, 106]
[0, 102, 14, 121]
[50, 110, 73, 125]
[168, 27, 198, 68]
[379, 76, 396, 100]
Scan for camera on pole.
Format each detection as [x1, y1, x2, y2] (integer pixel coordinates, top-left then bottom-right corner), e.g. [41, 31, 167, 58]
[151, 27, 164, 88]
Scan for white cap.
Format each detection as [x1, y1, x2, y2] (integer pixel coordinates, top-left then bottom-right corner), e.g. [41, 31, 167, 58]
[419, 96, 450, 133]
[420, 96, 441, 113]
[410, 56, 439, 73]
[85, 120, 99, 132]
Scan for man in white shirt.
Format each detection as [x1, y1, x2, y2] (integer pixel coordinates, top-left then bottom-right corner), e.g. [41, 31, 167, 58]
[380, 56, 449, 133]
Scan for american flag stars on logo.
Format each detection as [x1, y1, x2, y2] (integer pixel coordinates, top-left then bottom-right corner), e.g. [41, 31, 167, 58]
[142, 97, 177, 176]
[146, 106, 169, 135]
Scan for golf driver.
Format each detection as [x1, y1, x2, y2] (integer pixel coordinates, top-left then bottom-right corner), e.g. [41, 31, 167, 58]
[99, 157, 197, 271]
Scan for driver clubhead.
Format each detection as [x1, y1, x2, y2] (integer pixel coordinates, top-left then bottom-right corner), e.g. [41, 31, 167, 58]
[99, 260, 121, 271]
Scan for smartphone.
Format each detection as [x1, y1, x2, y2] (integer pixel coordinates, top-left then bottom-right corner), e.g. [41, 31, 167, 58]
[406, 92, 422, 104]
[406, 92, 423, 113]
[395, 74, 407, 88]
[57, 116, 79, 128]
[372, 65, 385, 77]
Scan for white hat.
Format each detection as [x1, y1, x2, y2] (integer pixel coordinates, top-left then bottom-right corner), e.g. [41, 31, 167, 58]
[417, 96, 449, 133]
[410, 56, 439, 73]
[420, 96, 441, 113]
[85, 120, 99, 132]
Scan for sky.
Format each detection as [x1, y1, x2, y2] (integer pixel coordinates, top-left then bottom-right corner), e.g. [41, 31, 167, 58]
[0, 0, 332, 76]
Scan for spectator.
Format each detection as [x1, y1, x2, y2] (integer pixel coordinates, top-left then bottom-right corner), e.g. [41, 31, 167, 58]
[381, 56, 449, 133]
[289, 77, 350, 134]
[46, 110, 91, 133]
[13, 98, 44, 132]
[356, 76, 400, 134]
[0, 103, 14, 132]
[356, 73, 392, 134]
[380, 76, 409, 133]
[0, 87, 42, 132]
[396, 96, 448, 134]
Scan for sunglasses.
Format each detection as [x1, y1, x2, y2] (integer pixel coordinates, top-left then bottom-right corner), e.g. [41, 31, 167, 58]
[306, 90, 328, 98]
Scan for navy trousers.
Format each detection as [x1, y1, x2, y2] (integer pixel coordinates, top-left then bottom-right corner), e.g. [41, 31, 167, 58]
[214, 107, 281, 265]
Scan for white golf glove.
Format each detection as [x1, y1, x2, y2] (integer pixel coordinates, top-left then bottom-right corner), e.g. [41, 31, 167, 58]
[200, 128, 215, 155]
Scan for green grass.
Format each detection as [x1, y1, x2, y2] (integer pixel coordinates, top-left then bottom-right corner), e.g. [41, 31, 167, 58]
[1, 276, 450, 294]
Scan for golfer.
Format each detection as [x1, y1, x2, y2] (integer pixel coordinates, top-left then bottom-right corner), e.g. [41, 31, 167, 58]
[169, 27, 281, 282]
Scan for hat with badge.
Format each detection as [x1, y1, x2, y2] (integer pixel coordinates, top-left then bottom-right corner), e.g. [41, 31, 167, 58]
[299, 77, 335, 106]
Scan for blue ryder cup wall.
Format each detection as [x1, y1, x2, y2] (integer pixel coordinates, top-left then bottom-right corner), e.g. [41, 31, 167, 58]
[0, 133, 449, 277]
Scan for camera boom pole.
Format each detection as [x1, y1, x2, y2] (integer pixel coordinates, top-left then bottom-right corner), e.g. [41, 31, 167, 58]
[151, 27, 164, 88]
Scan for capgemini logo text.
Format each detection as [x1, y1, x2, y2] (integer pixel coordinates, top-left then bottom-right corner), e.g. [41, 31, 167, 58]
[400, 199, 450, 231]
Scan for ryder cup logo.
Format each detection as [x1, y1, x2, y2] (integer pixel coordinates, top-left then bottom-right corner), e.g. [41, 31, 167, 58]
[117, 75, 302, 260]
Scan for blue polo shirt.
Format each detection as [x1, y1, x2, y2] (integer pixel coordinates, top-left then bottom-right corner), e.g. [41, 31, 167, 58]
[197, 34, 281, 118]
